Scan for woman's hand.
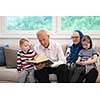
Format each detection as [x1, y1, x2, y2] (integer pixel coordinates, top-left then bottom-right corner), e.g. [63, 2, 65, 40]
[76, 57, 82, 65]
[76, 60, 82, 65]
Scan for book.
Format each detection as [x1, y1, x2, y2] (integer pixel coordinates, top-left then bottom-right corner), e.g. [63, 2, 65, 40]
[26, 53, 54, 65]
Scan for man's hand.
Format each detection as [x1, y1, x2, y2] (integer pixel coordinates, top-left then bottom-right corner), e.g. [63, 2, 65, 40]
[35, 63, 46, 70]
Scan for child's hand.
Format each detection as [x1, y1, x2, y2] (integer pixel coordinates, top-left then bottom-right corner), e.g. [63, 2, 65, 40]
[81, 61, 88, 65]
[81, 58, 92, 65]
[17, 71, 21, 73]
[17, 68, 21, 72]
[17, 68, 23, 73]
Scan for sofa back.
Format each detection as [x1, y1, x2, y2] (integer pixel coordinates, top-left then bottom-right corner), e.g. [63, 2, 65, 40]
[1, 44, 100, 68]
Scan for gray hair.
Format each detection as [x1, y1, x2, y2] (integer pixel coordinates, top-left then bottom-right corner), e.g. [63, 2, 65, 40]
[36, 29, 50, 37]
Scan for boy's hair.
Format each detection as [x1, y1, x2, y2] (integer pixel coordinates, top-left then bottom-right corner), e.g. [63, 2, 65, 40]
[82, 35, 92, 49]
[19, 38, 29, 46]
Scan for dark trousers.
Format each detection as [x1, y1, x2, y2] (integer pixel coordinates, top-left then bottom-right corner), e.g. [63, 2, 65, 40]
[34, 64, 69, 83]
[69, 64, 98, 83]
[70, 65, 85, 83]
[85, 68, 98, 83]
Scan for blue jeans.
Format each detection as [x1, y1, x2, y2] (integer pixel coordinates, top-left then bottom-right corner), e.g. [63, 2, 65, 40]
[19, 69, 35, 83]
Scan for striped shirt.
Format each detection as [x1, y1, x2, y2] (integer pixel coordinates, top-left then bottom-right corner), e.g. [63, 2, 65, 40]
[16, 49, 37, 71]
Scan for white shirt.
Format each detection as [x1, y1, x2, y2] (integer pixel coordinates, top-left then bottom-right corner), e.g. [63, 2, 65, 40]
[34, 40, 66, 67]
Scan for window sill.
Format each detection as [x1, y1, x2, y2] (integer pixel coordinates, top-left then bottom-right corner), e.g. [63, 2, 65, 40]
[0, 32, 100, 39]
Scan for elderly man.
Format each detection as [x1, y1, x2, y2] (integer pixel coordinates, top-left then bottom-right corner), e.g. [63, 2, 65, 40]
[34, 29, 69, 83]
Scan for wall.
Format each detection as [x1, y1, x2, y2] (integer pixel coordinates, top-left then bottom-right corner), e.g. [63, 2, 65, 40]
[0, 37, 100, 48]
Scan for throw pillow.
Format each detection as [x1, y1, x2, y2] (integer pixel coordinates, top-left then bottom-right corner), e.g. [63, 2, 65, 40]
[4, 48, 17, 68]
[0, 45, 9, 66]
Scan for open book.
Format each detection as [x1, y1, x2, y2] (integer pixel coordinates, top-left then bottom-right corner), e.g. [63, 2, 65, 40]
[26, 53, 54, 65]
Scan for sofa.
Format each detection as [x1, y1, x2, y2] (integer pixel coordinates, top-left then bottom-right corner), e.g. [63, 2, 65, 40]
[0, 44, 100, 83]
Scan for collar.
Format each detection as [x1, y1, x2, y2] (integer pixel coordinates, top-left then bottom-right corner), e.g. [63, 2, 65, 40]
[40, 40, 52, 50]
[21, 49, 30, 54]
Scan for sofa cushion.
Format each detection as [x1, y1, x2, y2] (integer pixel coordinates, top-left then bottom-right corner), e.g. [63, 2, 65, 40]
[49, 74, 57, 82]
[61, 44, 68, 55]
[0, 67, 19, 82]
[0, 45, 9, 66]
[4, 48, 17, 68]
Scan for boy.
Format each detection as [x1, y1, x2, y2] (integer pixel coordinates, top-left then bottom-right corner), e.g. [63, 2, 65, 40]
[17, 38, 37, 83]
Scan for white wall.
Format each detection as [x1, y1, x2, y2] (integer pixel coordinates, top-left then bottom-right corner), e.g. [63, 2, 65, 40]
[0, 37, 100, 49]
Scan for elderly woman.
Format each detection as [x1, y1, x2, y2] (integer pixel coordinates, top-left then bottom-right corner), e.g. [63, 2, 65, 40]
[65, 30, 84, 82]
[70, 35, 99, 83]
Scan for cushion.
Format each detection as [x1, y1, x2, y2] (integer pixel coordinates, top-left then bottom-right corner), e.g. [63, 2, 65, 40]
[95, 47, 100, 54]
[61, 44, 68, 55]
[4, 48, 17, 68]
[0, 67, 19, 82]
[30, 44, 35, 49]
[0, 45, 9, 66]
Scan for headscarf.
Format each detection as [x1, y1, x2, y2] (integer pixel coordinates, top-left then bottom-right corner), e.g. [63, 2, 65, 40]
[67, 30, 84, 63]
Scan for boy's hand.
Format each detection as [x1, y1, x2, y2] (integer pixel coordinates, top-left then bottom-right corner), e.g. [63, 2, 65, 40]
[17, 68, 21, 72]
[17, 68, 23, 73]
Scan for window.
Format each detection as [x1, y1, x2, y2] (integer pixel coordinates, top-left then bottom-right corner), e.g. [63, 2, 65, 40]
[6, 16, 52, 31]
[61, 16, 100, 31]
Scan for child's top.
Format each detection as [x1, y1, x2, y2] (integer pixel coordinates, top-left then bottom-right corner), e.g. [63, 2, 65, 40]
[16, 49, 37, 71]
[78, 48, 99, 73]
